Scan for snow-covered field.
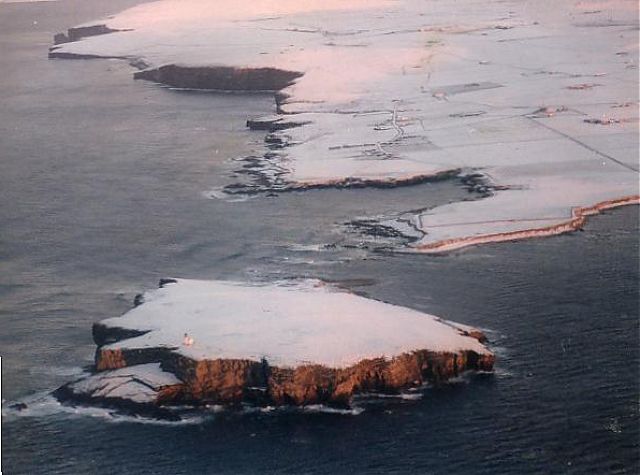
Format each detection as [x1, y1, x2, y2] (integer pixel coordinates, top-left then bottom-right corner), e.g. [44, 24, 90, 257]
[100, 279, 491, 369]
[49, 0, 639, 252]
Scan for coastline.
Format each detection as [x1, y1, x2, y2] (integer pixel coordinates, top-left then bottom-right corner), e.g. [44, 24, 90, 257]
[46, 0, 639, 256]
[414, 195, 640, 253]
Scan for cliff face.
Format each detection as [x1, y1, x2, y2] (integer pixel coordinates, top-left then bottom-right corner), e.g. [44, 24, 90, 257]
[133, 65, 303, 92]
[265, 349, 494, 406]
[91, 345, 494, 408]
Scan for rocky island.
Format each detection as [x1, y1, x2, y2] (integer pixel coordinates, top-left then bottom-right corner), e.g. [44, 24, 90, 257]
[54, 279, 494, 417]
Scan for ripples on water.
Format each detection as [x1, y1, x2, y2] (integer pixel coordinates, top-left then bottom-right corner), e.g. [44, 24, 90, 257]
[1, 0, 638, 474]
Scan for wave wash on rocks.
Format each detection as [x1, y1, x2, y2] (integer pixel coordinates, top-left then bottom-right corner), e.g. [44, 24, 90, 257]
[54, 279, 494, 417]
[48, 0, 639, 253]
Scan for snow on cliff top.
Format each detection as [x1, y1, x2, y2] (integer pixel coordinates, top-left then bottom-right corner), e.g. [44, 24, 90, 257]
[101, 279, 491, 369]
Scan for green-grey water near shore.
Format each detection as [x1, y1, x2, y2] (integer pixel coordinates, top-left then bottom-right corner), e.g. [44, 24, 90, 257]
[1, 1, 638, 473]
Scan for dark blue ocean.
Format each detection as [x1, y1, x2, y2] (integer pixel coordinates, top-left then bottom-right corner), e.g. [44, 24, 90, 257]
[1, 1, 638, 473]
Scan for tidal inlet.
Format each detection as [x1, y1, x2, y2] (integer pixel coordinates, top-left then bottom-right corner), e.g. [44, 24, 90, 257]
[1, 0, 638, 474]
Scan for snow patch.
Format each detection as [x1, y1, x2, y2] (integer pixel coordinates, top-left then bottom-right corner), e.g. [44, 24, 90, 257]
[100, 279, 491, 369]
[65, 363, 182, 404]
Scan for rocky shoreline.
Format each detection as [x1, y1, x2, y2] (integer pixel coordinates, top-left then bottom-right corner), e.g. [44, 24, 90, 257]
[414, 195, 640, 254]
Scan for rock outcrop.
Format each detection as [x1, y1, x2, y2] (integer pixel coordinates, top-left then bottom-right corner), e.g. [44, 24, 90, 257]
[53, 24, 128, 45]
[246, 115, 310, 132]
[133, 65, 303, 92]
[53, 363, 183, 420]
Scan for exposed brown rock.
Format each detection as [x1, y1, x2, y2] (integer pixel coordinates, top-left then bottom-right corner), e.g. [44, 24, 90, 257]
[95, 348, 127, 371]
[164, 355, 267, 404]
[95, 346, 176, 371]
[460, 329, 488, 343]
[94, 344, 494, 407]
[269, 365, 337, 406]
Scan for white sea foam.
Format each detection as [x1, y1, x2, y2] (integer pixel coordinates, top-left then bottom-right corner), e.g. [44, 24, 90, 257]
[2, 392, 205, 426]
[357, 392, 424, 401]
[203, 188, 256, 202]
[300, 404, 364, 416]
[28, 366, 87, 378]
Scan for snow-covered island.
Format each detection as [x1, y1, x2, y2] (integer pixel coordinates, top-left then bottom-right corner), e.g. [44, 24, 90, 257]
[48, 0, 639, 253]
[54, 279, 494, 416]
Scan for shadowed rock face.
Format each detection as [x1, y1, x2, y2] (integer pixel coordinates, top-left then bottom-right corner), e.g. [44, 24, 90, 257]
[92, 322, 148, 347]
[53, 24, 128, 45]
[246, 115, 311, 132]
[133, 65, 303, 92]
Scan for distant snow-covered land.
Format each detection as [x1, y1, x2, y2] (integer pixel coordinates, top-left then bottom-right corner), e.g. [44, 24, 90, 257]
[49, 0, 639, 252]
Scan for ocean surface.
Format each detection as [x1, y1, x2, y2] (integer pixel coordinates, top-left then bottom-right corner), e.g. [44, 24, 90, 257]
[1, 1, 638, 474]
